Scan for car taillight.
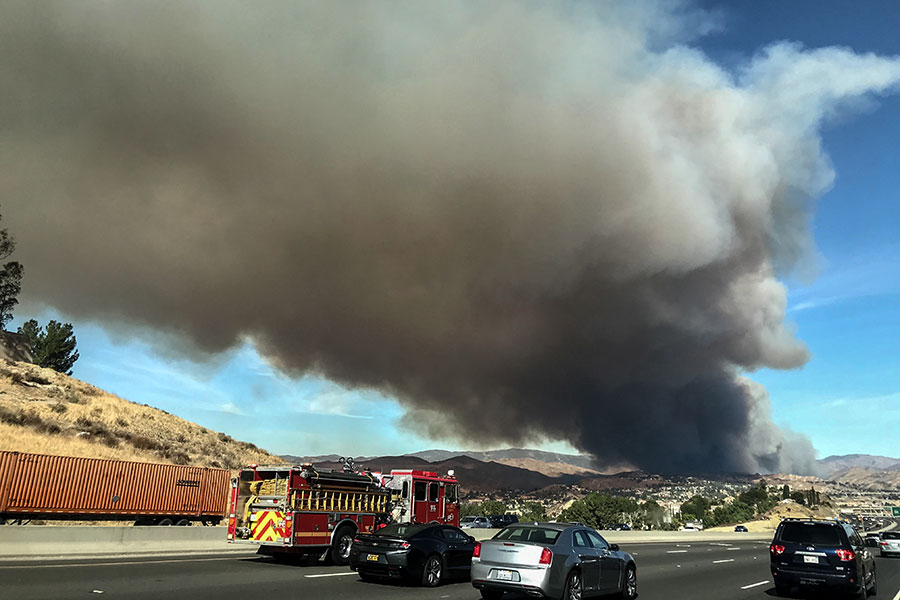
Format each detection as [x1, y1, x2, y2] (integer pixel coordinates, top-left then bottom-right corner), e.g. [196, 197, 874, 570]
[881, 541, 888, 547]
[539, 547, 553, 565]
[836, 549, 855, 561]
[400, 542, 410, 549]
[473, 542, 481, 558]
[353, 538, 361, 544]
[769, 544, 785, 555]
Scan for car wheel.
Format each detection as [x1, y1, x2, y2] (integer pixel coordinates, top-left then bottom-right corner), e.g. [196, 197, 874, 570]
[867, 568, 877, 596]
[421, 554, 443, 587]
[480, 590, 504, 600]
[329, 525, 355, 566]
[563, 570, 582, 600]
[620, 564, 637, 599]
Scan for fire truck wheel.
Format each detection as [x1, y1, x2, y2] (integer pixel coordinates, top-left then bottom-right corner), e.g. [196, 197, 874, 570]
[330, 526, 355, 566]
[421, 554, 443, 587]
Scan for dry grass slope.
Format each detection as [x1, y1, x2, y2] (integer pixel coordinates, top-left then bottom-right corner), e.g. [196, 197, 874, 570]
[0, 360, 283, 469]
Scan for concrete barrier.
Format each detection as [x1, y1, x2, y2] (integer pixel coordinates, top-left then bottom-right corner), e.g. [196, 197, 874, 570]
[466, 528, 772, 544]
[0, 526, 773, 560]
[0, 526, 255, 559]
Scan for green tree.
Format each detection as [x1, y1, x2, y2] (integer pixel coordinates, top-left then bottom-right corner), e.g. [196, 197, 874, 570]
[18, 319, 80, 375]
[518, 502, 546, 523]
[480, 500, 508, 516]
[559, 493, 639, 529]
[790, 491, 806, 506]
[0, 209, 23, 329]
[640, 499, 667, 530]
[781, 484, 791, 500]
[679, 495, 711, 522]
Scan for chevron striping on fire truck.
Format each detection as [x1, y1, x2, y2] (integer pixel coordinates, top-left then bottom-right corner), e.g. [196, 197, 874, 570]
[227, 458, 460, 565]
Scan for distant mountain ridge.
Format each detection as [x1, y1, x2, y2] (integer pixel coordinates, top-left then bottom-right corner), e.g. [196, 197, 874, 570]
[277, 449, 900, 493]
[406, 448, 601, 471]
[816, 454, 900, 476]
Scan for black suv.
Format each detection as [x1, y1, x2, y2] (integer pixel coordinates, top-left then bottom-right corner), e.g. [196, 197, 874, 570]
[487, 514, 519, 528]
[769, 518, 877, 598]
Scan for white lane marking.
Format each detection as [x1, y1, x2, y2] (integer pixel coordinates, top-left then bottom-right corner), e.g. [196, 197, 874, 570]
[740, 580, 769, 590]
[893, 585, 900, 600]
[0, 556, 240, 569]
[727, 547, 741, 551]
[713, 559, 734, 564]
[305, 572, 359, 578]
[710, 543, 731, 546]
[666, 550, 688, 553]
[676, 544, 691, 547]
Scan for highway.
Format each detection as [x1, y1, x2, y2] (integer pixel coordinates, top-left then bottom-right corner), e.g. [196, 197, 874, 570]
[2, 541, 899, 600]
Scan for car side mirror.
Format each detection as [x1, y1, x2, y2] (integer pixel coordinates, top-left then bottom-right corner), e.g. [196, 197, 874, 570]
[609, 544, 619, 551]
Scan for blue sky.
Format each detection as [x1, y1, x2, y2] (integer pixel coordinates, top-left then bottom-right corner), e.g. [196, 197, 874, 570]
[8, 1, 900, 463]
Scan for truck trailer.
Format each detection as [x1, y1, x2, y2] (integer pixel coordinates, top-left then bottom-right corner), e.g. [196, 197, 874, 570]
[0, 451, 230, 525]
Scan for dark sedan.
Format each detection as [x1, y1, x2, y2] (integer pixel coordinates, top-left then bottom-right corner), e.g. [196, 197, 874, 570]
[349, 522, 477, 587]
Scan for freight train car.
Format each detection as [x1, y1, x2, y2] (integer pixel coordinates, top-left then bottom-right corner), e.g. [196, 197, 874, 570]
[0, 451, 230, 525]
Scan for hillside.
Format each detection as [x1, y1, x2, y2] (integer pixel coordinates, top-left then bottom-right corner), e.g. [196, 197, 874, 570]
[313, 454, 566, 492]
[0, 360, 281, 469]
[817, 454, 900, 476]
[828, 466, 900, 490]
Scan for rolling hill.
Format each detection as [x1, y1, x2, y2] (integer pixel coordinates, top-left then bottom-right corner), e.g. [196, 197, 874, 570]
[0, 359, 281, 469]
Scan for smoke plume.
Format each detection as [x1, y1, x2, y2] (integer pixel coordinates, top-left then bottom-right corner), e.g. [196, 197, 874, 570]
[3, 1, 899, 473]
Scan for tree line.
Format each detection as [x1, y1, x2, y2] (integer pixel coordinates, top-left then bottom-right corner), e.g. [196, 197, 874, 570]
[461, 481, 826, 531]
[0, 207, 79, 374]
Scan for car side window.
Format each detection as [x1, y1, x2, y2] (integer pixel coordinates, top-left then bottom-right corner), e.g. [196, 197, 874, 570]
[429, 482, 439, 502]
[441, 527, 466, 542]
[587, 530, 609, 550]
[573, 530, 591, 548]
[401, 481, 408, 499]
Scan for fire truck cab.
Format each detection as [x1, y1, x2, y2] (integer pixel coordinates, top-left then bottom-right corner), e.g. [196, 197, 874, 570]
[383, 469, 459, 527]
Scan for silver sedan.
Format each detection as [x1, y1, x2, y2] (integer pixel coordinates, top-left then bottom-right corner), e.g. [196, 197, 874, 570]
[471, 522, 637, 599]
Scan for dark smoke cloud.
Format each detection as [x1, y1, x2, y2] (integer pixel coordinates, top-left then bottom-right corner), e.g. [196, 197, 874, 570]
[3, 1, 900, 473]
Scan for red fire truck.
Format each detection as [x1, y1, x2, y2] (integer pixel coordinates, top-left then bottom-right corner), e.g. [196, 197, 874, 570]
[227, 460, 460, 564]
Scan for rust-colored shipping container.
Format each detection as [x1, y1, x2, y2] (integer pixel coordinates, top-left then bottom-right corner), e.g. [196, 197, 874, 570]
[0, 451, 229, 525]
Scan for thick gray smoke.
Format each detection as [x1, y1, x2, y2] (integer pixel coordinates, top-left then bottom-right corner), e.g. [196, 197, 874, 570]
[3, 2, 899, 473]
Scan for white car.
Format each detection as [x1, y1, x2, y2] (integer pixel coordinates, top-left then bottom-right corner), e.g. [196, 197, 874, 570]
[880, 531, 900, 556]
[460, 516, 492, 529]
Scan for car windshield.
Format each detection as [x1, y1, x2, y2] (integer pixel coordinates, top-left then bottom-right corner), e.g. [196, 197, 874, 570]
[374, 523, 429, 538]
[494, 526, 560, 544]
[778, 523, 841, 546]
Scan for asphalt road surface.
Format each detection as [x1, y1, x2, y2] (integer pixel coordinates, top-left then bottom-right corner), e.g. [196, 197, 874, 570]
[2, 541, 899, 600]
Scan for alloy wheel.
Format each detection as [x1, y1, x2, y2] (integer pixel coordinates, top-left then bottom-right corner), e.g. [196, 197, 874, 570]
[423, 555, 442, 587]
[566, 571, 582, 600]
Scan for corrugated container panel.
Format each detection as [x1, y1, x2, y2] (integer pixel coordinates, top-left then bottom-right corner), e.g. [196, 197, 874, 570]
[0, 451, 16, 512]
[0, 451, 229, 517]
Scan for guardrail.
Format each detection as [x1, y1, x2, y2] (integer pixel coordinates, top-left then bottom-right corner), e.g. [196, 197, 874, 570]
[0, 526, 772, 559]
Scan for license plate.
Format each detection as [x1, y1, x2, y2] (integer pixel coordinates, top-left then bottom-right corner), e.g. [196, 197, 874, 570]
[803, 556, 818, 564]
[367, 554, 380, 562]
[496, 569, 514, 581]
